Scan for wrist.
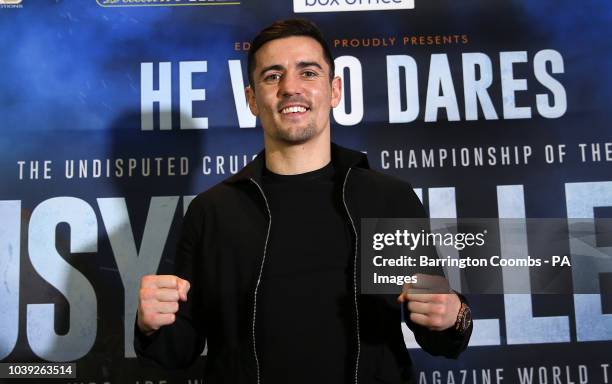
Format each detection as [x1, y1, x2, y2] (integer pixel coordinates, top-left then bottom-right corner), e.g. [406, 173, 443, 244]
[136, 314, 157, 337]
[453, 297, 472, 334]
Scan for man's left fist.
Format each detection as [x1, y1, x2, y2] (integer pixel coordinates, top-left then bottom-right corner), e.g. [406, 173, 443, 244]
[397, 274, 461, 331]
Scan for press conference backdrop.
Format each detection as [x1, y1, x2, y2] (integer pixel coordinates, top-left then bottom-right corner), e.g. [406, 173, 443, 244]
[1, 0, 611, 383]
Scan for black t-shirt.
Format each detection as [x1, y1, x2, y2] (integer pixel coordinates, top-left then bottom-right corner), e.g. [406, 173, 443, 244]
[258, 162, 355, 383]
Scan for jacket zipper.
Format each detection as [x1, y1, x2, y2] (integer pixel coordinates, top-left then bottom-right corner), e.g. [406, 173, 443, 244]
[342, 167, 361, 384]
[249, 169, 361, 384]
[249, 177, 272, 384]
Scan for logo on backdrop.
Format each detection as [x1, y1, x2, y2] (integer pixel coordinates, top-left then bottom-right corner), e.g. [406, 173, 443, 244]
[293, 0, 414, 13]
[0, 0, 22, 8]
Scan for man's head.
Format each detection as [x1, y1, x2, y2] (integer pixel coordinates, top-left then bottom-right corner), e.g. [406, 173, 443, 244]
[245, 19, 341, 146]
[247, 19, 335, 89]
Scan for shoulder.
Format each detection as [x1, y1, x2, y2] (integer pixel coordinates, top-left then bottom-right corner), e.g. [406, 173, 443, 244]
[346, 167, 426, 218]
[187, 179, 244, 213]
[349, 167, 417, 195]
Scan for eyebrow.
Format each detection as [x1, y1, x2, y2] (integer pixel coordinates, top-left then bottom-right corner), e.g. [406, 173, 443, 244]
[258, 61, 324, 79]
[296, 61, 323, 71]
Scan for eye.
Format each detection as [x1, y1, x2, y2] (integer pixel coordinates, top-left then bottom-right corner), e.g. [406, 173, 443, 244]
[264, 73, 281, 82]
[302, 70, 318, 78]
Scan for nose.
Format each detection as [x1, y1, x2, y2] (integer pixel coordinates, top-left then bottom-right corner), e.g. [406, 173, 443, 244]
[278, 72, 302, 97]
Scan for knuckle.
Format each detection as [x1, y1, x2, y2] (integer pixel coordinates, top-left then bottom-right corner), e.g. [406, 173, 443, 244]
[143, 313, 155, 326]
[433, 305, 445, 315]
[168, 277, 178, 288]
[143, 288, 156, 300]
[145, 304, 159, 317]
[410, 312, 425, 325]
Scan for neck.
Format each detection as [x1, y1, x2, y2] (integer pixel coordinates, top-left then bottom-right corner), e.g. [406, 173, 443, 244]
[264, 130, 331, 175]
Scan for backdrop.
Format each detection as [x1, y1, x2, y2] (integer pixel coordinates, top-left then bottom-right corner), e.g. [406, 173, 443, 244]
[1, 0, 611, 383]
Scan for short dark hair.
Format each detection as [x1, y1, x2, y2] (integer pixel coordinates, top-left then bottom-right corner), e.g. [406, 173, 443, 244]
[247, 19, 335, 88]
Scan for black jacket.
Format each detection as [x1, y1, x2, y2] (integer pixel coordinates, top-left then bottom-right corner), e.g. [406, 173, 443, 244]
[135, 143, 472, 383]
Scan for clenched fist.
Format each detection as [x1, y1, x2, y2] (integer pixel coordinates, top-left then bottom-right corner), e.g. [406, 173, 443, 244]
[137, 275, 191, 336]
[397, 274, 461, 331]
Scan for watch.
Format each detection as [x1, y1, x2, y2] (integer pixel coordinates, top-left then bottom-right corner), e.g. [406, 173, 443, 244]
[454, 301, 472, 333]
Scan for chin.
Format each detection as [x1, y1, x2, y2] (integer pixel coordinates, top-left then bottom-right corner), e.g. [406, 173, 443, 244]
[274, 126, 317, 144]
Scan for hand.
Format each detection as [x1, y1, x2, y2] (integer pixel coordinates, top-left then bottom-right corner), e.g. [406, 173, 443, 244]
[397, 274, 461, 331]
[137, 275, 191, 336]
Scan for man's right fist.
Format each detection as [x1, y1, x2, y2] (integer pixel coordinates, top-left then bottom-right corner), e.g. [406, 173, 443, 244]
[137, 275, 191, 336]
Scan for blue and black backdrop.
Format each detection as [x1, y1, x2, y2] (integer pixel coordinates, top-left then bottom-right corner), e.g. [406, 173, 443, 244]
[1, 0, 611, 383]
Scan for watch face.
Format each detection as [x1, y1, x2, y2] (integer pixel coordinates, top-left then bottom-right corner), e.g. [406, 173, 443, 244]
[460, 305, 472, 331]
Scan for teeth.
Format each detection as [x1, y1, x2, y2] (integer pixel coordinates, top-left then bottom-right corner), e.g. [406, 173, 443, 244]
[281, 106, 307, 114]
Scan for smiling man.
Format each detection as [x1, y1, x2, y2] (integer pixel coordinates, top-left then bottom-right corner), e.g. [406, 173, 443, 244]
[245, 27, 341, 176]
[135, 19, 472, 384]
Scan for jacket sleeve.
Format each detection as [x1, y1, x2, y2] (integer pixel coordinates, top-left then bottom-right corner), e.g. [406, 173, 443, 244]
[134, 198, 207, 368]
[397, 182, 473, 358]
[403, 295, 472, 358]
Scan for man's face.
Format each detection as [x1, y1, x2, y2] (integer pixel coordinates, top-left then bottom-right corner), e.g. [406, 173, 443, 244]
[246, 36, 341, 145]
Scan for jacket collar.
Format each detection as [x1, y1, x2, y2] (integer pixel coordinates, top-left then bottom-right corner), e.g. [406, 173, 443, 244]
[225, 142, 369, 185]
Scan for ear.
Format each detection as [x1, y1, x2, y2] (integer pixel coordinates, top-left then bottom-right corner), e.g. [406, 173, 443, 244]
[245, 85, 259, 116]
[330, 75, 342, 109]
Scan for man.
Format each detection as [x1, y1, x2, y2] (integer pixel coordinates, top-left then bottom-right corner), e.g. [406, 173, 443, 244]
[135, 19, 472, 383]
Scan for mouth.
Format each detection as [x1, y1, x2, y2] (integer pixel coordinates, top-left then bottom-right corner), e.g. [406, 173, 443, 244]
[278, 104, 310, 115]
